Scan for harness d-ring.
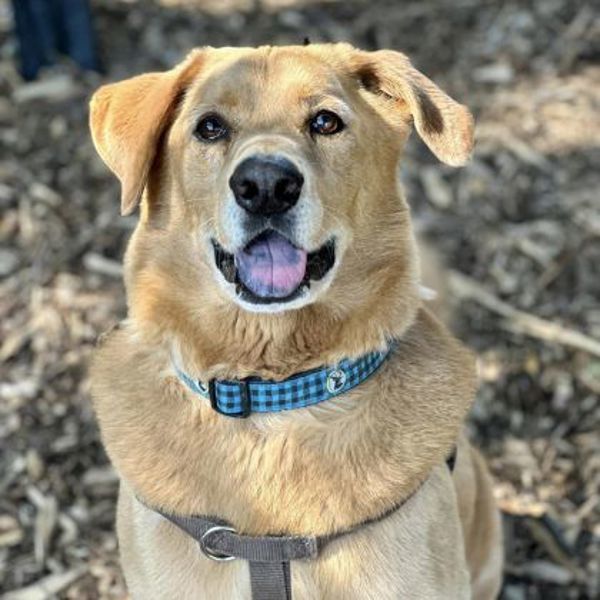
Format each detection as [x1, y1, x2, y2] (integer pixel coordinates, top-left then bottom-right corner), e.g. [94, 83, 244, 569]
[200, 525, 237, 562]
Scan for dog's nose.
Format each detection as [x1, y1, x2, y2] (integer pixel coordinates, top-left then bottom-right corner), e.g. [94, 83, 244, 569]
[229, 155, 304, 215]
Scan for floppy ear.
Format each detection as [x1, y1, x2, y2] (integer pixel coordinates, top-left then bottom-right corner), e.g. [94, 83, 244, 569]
[89, 52, 203, 215]
[355, 50, 474, 166]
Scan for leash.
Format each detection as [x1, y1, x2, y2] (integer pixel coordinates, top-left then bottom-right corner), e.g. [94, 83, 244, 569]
[144, 449, 457, 600]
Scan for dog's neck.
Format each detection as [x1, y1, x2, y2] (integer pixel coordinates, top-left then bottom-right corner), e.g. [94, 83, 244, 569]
[131, 258, 421, 381]
[176, 305, 417, 381]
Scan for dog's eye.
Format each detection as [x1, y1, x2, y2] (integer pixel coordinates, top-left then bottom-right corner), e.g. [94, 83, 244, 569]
[309, 110, 344, 136]
[195, 114, 229, 142]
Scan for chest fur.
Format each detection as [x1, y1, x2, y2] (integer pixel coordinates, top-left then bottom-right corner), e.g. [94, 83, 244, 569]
[91, 311, 475, 536]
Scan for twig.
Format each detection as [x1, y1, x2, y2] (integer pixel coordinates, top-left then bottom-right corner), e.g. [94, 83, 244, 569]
[449, 271, 600, 358]
[83, 252, 124, 279]
[2, 567, 87, 600]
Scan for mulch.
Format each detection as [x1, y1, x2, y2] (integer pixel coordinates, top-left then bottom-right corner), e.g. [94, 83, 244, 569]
[0, 0, 598, 598]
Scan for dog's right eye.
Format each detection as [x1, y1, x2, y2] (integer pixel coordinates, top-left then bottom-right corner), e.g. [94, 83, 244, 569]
[309, 110, 344, 136]
[195, 114, 229, 142]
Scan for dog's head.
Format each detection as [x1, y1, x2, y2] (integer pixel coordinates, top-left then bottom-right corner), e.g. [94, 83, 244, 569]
[90, 45, 472, 364]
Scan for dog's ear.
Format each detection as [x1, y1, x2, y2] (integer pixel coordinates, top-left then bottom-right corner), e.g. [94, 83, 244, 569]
[354, 50, 474, 166]
[89, 52, 203, 215]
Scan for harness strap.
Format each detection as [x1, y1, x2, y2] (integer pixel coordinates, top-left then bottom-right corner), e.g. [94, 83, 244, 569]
[156, 511, 311, 600]
[148, 448, 457, 600]
[158, 510, 319, 562]
[250, 562, 292, 600]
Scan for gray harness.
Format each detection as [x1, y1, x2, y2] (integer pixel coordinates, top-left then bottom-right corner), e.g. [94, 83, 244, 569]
[145, 450, 457, 600]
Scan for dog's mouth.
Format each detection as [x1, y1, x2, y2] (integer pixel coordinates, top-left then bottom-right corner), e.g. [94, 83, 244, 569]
[212, 230, 335, 304]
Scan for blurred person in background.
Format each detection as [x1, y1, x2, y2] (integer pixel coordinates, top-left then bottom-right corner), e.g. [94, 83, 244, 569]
[11, 0, 99, 80]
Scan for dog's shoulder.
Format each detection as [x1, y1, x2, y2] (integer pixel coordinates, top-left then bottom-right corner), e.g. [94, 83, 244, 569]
[399, 307, 476, 386]
[90, 321, 166, 405]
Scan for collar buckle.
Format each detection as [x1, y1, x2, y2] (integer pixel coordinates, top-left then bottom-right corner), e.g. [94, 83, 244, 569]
[209, 379, 252, 418]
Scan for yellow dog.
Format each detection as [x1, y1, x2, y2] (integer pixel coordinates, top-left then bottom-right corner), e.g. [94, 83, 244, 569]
[90, 44, 502, 599]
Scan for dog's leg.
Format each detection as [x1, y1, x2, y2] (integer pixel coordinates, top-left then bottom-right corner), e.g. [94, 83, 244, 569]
[454, 436, 504, 599]
[116, 482, 251, 599]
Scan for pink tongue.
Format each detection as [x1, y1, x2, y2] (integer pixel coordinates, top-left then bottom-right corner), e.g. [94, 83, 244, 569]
[236, 231, 307, 298]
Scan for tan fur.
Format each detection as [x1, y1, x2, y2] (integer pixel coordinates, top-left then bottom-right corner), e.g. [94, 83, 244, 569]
[418, 239, 453, 324]
[89, 44, 502, 599]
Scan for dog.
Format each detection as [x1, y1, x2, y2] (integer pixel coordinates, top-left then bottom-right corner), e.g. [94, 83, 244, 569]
[89, 43, 503, 599]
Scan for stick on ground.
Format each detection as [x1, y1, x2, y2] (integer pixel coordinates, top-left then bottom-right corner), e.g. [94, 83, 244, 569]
[448, 271, 600, 358]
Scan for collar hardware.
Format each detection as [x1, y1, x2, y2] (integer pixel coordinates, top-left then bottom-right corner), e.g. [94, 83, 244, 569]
[326, 368, 347, 393]
[209, 378, 252, 418]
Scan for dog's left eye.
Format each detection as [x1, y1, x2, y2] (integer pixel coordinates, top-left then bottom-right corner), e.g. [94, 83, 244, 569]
[309, 110, 344, 136]
[195, 114, 229, 142]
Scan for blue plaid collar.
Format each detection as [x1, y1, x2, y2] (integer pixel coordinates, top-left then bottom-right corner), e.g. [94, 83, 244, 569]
[174, 344, 395, 418]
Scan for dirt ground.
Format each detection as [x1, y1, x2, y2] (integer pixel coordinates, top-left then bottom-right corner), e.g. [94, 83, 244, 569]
[0, 0, 598, 598]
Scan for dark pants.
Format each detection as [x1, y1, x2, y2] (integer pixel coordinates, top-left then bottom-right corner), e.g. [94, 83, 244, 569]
[12, 0, 100, 80]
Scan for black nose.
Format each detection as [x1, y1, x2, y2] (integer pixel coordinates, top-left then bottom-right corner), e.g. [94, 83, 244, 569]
[229, 155, 304, 215]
